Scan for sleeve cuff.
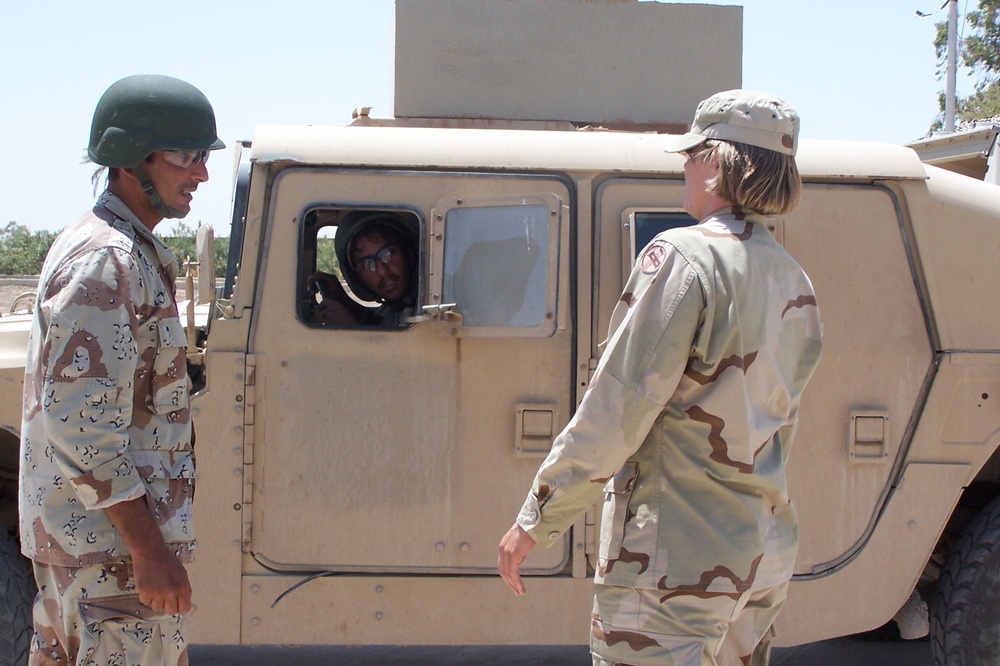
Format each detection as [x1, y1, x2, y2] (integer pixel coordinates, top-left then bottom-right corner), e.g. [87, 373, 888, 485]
[70, 454, 146, 510]
[516, 493, 565, 546]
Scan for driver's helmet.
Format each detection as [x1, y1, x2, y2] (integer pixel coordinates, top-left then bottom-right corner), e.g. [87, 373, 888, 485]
[334, 212, 419, 302]
[88, 74, 225, 168]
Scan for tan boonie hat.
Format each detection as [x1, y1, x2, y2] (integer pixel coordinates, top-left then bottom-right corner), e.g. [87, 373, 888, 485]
[665, 89, 800, 156]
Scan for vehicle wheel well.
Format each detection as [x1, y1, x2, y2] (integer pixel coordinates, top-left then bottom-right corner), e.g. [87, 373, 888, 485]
[920, 479, 1000, 591]
[930, 494, 1000, 663]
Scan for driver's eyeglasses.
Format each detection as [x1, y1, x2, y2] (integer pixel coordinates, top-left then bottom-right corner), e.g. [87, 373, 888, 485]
[353, 245, 400, 273]
[163, 149, 210, 169]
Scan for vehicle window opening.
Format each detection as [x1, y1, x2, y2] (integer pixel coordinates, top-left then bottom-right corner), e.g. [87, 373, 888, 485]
[298, 208, 422, 329]
[631, 211, 698, 258]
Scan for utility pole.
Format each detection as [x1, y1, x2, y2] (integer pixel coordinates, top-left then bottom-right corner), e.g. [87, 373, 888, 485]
[945, 0, 958, 131]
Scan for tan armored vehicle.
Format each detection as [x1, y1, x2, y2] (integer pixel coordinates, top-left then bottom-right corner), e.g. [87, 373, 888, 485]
[2, 2, 1000, 665]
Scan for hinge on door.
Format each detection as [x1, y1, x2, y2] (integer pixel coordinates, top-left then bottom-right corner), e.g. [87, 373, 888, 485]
[240, 354, 257, 549]
[584, 505, 597, 555]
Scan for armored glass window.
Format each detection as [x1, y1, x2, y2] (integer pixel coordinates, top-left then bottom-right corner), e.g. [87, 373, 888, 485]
[433, 199, 560, 334]
[629, 211, 699, 260]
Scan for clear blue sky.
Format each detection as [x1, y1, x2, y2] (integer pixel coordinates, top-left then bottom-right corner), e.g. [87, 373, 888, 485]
[0, 0, 971, 234]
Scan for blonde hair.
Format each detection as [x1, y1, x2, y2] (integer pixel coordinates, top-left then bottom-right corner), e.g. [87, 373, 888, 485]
[702, 140, 801, 215]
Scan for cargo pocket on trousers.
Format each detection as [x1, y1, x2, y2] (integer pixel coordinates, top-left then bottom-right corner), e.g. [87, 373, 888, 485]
[598, 462, 640, 565]
[591, 616, 705, 665]
[77, 594, 186, 666]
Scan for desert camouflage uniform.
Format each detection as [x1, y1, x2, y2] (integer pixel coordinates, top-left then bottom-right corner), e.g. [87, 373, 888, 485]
[516, 207, 823, 664]
[31, 560, 188, 666]
[19, 191, 194, 665]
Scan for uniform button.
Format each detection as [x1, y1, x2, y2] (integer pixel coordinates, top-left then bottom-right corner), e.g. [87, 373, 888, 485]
[548, 532, 559, 540]
[529, 510, 539, 521]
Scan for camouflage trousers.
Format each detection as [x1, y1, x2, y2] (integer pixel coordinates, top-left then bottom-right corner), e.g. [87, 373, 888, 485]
[29, 560, 188, 666]
[590, 582, 788, 666]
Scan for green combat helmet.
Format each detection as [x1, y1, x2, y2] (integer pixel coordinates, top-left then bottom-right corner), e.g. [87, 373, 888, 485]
[88, 74, 225, 218]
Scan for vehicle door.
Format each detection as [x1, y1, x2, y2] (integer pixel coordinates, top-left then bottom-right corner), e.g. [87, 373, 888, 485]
[593, 177, 932, 575]
[245, 168, 574, 576]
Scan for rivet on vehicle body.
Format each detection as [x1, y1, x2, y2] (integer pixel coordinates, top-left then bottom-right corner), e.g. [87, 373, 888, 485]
[375, 612, 384, 620]
[436, 541, 446, 551]
[235, 395, 244, 403]
[251, 584, 260, 593]
[251, 617, 260, 626]
[375, 585, 384, 593]
[908, 520, 918, 528]
[460, 543, 470, 552]
[234, 503, 242, 511]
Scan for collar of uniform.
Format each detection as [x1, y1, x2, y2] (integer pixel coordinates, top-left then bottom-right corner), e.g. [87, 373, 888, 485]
[96, 191, 180, 284]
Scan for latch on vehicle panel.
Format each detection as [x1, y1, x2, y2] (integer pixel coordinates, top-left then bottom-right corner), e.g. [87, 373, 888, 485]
[515, 403, 557, 456]
[849, 411, 890, 464]
[403, 303, 462, 326]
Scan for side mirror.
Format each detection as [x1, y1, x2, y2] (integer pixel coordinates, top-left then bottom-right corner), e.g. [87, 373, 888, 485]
[196, 223, 215, 305]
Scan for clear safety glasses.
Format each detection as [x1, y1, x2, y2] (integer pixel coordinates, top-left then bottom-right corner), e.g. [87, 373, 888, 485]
[163, 149, 210, 169]
[353, 245, 400, 273]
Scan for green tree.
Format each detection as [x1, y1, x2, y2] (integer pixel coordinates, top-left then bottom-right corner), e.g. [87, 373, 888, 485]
[0, 220, 230, 278]
[935, 0, 1000, 124]
[0, 222, 58, 275]
[160, 220, 230, 278]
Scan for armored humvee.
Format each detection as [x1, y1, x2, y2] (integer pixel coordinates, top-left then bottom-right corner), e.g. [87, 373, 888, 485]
[3, 119, 1000, 664]
[3, 2, 1000, 665]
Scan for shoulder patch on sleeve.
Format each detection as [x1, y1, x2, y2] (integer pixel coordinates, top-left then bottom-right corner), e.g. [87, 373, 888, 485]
[639, 241, 670, 275]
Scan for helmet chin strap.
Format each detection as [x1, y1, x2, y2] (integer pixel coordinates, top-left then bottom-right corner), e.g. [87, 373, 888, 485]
[133, 164, 187, 220]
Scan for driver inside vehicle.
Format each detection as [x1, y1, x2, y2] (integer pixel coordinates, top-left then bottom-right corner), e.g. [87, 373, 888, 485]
[308, 212, 419, 327]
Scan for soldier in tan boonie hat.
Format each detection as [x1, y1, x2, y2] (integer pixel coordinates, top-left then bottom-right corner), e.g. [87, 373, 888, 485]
[499, 88, 823, 665]
[665, 89, 800, 156]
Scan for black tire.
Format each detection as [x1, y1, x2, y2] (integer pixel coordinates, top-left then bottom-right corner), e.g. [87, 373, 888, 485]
[0, 529, 34, 666]
[931, 495, 1000, 665]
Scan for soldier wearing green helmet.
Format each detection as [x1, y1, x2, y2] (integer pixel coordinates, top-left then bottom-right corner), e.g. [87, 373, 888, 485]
[19, 74, 223, 666]
[88, 73, 226, 222]
[308, 211, 420, 327]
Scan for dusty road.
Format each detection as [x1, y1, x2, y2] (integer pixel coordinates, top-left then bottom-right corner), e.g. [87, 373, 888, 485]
[188, 636, 932, 665]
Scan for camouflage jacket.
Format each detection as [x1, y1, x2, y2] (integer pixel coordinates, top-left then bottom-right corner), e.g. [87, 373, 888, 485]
[517, 207, 823, 594]
[19, 191, 195, 566]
